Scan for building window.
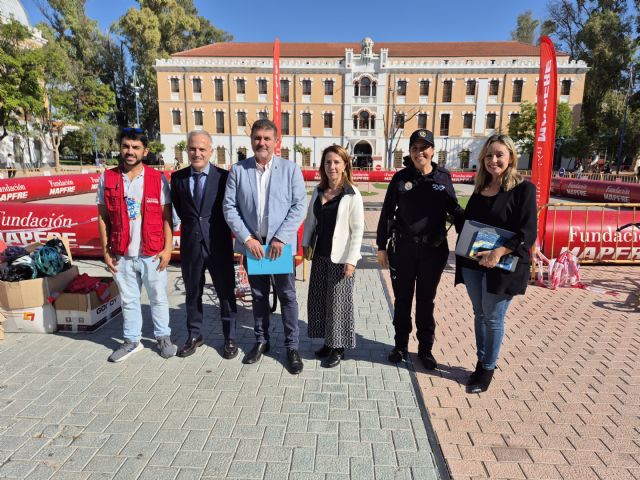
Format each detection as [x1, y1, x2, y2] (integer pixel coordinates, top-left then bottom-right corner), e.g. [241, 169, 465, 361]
[465, 80, 476, 96]
[172, 110, 181, 125]
[214, 79, 224, 101]
[236, 78, 246, 95]
[323, 113, 333, 129]
[237, 147, 247, 161]
[194, 110, 203, 127]
[463, 113, 473, 129]
[437, 151, 447, 166]
[170, 78, 180, 93]
[509, 113, 520, 124]
[355, 111, 375, 130]
[419, 80, 430, 96]
[397, 80, 407, 96]
[258, 79, 268, 95]
[281, 112, 290, 135]
[489, 80, 499, 96]
[417, 113, 427, 129]
[512, 80, 523, 102]
[192, 78, 202, 94]
[237, 111, 247, 127]
[324, 80, 334, 95]
[486, 113, 496, 129]
[459, 150, 470, 169]
[280, 79, 290, 102]
[302, 150, 311, 167]
[215, 111, 224, 133]
[442, 80, 452, 102]
[258, 111, 268, 120]
[302, 79, 312, 96]
[394, 113, 405, 129]
[439, 114, 450, 136]
[216, 146, 225, 164]
[561, 79, 571, 96]
[302, 112, 311, 129]
[393, 149, 403, 168]
[355, 77, 376, 97]
[281, 147, 289, 160]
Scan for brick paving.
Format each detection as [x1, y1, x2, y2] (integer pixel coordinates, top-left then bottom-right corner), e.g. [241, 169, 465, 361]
[3, 183, 638, 479]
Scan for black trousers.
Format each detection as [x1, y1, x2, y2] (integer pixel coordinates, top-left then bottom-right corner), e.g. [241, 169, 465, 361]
[181, 243, 237, 339]
[389, 238, 448, 352]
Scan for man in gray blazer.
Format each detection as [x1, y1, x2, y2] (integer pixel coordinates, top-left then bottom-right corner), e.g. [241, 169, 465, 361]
[223, 119, 307, 374]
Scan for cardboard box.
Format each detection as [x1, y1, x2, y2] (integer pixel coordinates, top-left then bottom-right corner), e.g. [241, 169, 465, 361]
[0, 265, 79, 310]
[0, 237, 75, 310]
[107, 291, 122, 319]
[55, 279, 120, 333]
[0, 304, 57, 333]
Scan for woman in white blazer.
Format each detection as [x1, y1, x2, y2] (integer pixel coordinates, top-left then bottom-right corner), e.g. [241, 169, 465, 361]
[302, 145, 364, 368]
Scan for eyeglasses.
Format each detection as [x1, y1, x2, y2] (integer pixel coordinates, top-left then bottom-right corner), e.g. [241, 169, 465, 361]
[122, 127, 145, 134]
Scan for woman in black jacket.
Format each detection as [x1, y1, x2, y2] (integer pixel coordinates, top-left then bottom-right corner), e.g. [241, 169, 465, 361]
[456, 134, 537, 393]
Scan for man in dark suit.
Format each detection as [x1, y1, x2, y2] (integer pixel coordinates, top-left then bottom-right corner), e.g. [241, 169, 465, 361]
[171, 130, 238, 359]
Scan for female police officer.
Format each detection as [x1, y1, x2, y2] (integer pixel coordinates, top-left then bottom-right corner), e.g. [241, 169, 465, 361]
[376, 129, 464, 369]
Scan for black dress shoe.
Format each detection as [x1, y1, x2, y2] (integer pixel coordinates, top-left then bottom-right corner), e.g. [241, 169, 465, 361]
[418, 351, 438, 370]
[243, 342, 269, 364]
[177, 335, 203, 357]
[223, 339, 238, 359]
[315, 344, 331, 358]
[388, 347, 407, 363]
[466, 366, 495, 394]
[287, 348, 304, 374]
[325, 348, 344, 368]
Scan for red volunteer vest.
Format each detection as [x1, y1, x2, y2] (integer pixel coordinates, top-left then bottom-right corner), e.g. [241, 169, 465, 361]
[103, 165, 165, 256]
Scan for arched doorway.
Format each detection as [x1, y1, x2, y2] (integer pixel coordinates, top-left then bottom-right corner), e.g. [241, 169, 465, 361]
[353, 141, 372, 169]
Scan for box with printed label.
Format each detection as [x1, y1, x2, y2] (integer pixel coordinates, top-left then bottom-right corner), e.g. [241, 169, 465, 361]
[55, 279, 119, 333]
[107, 291, 122, 319]
[0, 304, 57, 333]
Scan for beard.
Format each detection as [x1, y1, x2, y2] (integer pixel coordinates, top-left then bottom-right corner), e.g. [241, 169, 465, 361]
[121, 155, 143, 168]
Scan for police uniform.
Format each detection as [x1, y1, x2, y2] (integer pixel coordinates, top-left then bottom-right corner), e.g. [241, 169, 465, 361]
[376, 129, 464, 365]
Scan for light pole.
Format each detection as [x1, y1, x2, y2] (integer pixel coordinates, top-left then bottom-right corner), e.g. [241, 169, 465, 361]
[93, 127, 100, 167]
[131, 72, 144, 128]
[616, 64, 634, 174]
[443, 136, 449, 167]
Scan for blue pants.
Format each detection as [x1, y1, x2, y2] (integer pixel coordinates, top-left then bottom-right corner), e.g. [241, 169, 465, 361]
[113, 255, 171, 343]
[462, 268, 513, 370]
[248, 263, 299, 350]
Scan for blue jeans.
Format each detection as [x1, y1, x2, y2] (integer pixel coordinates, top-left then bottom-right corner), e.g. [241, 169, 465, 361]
[113, 255, 171, 343]
[462, 268, 513, 370]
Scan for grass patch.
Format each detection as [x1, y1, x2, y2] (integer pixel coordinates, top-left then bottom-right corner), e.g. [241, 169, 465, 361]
[361, 191, 378, 196]
[458, 196, 469, 209]
[372, 183, 388, 190]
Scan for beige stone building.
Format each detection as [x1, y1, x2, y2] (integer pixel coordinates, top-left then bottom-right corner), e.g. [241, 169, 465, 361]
[155, 38, 587, 169]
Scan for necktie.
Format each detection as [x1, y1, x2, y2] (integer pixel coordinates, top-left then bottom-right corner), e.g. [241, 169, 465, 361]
[192, 172, 204, 210]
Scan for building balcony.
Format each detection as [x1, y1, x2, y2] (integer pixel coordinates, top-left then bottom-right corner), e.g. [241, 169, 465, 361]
[353, 96, 376, 104]
[352, 129, 376, 137]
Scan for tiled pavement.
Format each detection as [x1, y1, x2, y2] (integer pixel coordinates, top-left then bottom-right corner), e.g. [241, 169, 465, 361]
[0, 251, 442, 479]
[4, 184, 638, 479]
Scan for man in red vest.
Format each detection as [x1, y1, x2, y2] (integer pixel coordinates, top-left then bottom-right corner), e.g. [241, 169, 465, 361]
[97, 128, 177, 362]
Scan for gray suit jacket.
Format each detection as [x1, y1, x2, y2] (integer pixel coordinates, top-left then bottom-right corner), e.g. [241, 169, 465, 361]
[223, 155, 306, 255]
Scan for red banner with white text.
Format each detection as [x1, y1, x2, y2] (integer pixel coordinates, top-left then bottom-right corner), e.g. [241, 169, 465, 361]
[531, 36, 558, 245]
[273, 38, 281, 156]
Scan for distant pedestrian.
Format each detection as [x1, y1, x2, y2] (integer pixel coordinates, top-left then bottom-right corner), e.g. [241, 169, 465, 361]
[6, 154, 16, 178]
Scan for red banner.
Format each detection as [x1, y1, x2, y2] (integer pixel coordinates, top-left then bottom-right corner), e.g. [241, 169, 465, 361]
[273, 38, 281, 156]
[301, 169, 476, 184]
[531, 36, 558, 245]
[550, 177, 640, 203]
[543, 209, 640, 261]
[0, 174, 100, 202]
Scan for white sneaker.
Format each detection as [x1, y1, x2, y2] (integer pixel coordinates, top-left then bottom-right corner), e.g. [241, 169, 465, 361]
[108, 341, 143, 363]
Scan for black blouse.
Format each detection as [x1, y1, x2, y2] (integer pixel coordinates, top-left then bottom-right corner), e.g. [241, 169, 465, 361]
[313, 190, 345, 258]
[455, 180, 538, 296]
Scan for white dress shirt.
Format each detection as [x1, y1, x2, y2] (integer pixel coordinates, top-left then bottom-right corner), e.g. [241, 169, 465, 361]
[256, 157, 273, 238]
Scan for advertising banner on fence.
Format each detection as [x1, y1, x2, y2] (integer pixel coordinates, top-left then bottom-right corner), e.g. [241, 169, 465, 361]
[0, 174, 100, 202]
[543, 209, 640, 261]
[550, 177, 640, 202]
[531, 36, 558, 245]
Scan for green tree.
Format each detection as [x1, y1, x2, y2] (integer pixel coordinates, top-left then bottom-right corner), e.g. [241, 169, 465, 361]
[116, 0, 232, 137]
[0, 20, 45, 141]
[60, 128, 93, 165]
[509, 101, 575, 154]
[512, 11, 540, 44]
[148, 140, 165, 155]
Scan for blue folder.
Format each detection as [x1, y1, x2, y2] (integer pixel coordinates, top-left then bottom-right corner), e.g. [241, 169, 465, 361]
[246, 244, 294, 275]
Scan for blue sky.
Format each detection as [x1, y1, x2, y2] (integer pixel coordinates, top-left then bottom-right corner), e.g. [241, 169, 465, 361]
[21, 0, 550, 43]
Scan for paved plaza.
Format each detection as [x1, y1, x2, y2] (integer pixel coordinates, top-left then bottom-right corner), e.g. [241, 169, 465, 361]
[0, 187, 638, 479]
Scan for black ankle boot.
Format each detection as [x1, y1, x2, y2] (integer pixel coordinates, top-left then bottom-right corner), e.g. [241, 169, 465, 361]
[466, 366, 494, 394]
[466, 361, 483, 387]
[325, 348, 344, 368]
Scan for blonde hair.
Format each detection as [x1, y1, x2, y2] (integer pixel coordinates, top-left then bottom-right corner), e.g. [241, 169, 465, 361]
[318, 145, 354, 190]
[474, 134, 523, 193]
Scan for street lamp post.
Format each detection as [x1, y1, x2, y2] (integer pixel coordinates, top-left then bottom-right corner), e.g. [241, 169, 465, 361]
[131, 72, 144, 128]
